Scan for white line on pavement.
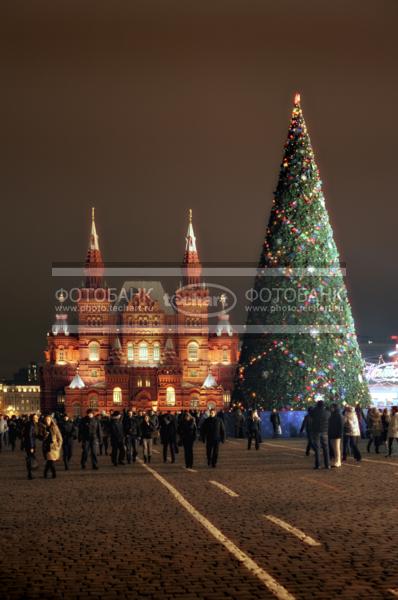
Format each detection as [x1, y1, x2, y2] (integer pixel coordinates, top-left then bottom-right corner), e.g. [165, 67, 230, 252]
[362, 457, 397, 467]
[264, 515, 321, 547]
[300, 477, 342, 493]
[139, 461, 295, 600]
[210, 480, 239, 497]
[264, 442, 303, 452]
[186, 468, 197, 473]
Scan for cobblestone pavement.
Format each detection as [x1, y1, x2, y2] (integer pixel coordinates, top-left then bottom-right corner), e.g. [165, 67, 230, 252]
[0, 437, 397, 599]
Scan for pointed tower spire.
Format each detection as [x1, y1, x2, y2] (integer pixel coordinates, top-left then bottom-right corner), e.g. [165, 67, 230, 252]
[84, 207, 104, 289]
[182, 208, 201, 286]
[90, 207, 100, 251]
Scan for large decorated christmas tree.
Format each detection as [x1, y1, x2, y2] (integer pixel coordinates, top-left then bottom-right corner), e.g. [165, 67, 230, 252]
[235, 94, 369, 410]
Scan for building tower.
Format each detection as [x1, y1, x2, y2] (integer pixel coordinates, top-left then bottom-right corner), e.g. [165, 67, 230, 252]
[175, 210, 211, 406]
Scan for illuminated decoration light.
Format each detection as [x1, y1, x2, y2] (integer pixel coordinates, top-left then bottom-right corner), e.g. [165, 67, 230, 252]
[234, 93, 370, 410]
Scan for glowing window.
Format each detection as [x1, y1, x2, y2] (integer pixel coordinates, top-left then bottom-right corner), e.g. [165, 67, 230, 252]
[113, 387, 122, 404]
[139, 342, 148, 361]
[89, 394, 98, 409]
[153, 342, 160, 361]
[166, 386, 176, 406]
[127, 342, 134, 361]
[222, 348, 229, 363]
[145, 378, 151, 387]
[88, 341, 100, 362]
[188, 341, 199, 362]
[223, 391, 231, 406]
[137, 378, 143, 387]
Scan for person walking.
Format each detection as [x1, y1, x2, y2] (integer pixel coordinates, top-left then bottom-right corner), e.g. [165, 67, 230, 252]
[386, 406, 398, 457]
[79, 408, 102, 470]
[342, 406, 362, 462]
[328, 404, 344, 468]
[246, 410, 261, 450]
[0, 414, 7, 452]
[141, 413, 155, 463]
[23, 414, 39, 480]
[300, 407, 314, 455]
[233, 408, 244, 438]
[367, 407, 382, 454]
[381, 408, 389, 450]
[309, 400, 331, 470]
[201, 408, 225, 468]
[123, 409, 139, 464]
[59, 414, 76, 470]
[179, 412, 197, 469]
[99, 413, 110, 456]
[109, 411, 126, 466]
[270, 409, 281, 438]
[148, 410, 160, 445]
[160, 412, 177, 463]
[41, 415, 63, 479]
[8, 416, 18, 451]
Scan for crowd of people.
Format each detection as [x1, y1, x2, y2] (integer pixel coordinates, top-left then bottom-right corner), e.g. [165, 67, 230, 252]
[0, 402, 397, 479]
[0, 408, 226, 479]
[299, 402, 398, 469]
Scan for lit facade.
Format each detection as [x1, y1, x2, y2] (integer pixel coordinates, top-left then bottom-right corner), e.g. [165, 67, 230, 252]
[40, 209, 239, 415]
[0, 383, 41, 416]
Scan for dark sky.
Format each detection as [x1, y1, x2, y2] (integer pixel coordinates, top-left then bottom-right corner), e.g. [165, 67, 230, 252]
[1, 0, 397, 379]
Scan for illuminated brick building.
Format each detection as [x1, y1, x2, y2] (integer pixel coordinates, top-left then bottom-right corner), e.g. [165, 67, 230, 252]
[40, 209, 238, 415]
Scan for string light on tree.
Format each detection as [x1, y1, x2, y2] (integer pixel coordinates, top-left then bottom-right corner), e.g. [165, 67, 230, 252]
[233, 93, 370, 410]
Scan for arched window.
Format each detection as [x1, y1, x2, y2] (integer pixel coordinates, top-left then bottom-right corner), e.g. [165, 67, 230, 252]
[137, 377, 143, 388]
[127, 342, 134, 361]
[57, 348, 66, 364]
[88, 341, 100, 362]
[187, 341, 199, 362]
[145, 378, 151, 387]
[223, 390, 231, 406]
[113, 387, 122, 404]
[153, 342, 160, 362]
[89, 394, 98, 410]
[222, 347, 229, 364]
[139, 341, 148, 361]
[57, 391, 65, 406]
[190, 394, 200, 409]
[166, 386, 176, 406]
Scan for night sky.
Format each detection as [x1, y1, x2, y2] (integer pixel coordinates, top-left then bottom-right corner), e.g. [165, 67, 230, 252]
[1, 0, 397, 379]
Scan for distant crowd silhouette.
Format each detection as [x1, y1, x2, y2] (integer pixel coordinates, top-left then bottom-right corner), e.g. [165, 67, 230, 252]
[0, 402, 397, 479]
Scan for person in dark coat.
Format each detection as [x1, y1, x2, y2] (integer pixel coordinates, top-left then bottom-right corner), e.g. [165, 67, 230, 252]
[309, 400, 331, 469]
[23, 414, 39, 480]
[78, 408, 102, 470]
[148, 410, 160, 445]
[246, 410, 261, 450]
[201, 408, 225, 468]
[179, 413, 197, 469]
[99, 414, 111, 456]
[109, 411, 126, 466]
[300, 407, 314, 455]
[8, 416, 18, 451]
[141, 414, 155, 463]
[328, 404, 344, 467]
[123, 409, 139, 464]
[59, 414, 76, 470]
[270, 409, 281, 438]
[160, 412, 177, 463]
[233, 408, 244, 438]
